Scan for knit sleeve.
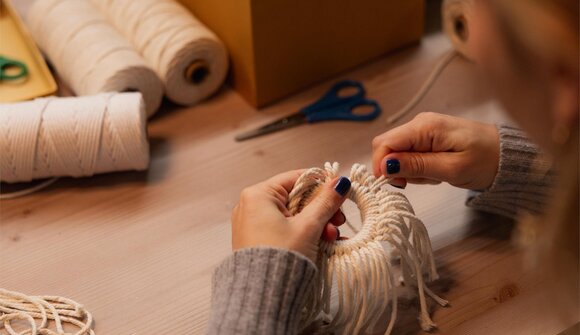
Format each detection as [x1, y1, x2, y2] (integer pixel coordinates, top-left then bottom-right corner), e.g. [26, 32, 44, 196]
[206, 247, 317, 335]
[466, 125, 555, 218]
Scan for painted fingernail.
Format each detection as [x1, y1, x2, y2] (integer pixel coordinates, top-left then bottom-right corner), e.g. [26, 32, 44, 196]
[334, 176, 351, 196]
[386, 159, 400, 174]
[336, 227, 341, 240]
[391, 184, 405, 189]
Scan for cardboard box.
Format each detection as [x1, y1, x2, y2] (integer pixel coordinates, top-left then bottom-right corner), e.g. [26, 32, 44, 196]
[179, 0, 424, 107]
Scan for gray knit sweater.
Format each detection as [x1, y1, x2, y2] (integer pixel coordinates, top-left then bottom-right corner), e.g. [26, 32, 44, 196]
[207, 125, 553, 334]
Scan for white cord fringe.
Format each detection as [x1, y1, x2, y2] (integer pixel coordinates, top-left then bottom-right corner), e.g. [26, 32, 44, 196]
[289, 162, 448, 334]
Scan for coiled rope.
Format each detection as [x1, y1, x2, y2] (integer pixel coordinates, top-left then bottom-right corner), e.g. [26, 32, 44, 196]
[0, 288, 94, 335]
[289, 163, 448, 334]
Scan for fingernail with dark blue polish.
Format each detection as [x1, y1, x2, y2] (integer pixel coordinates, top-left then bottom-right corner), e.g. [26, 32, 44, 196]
[386, 159, 400, 175]
[334, 176, 351, 196]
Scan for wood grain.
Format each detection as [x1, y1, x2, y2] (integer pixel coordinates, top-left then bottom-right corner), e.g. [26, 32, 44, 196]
[1, 5, 577, 332]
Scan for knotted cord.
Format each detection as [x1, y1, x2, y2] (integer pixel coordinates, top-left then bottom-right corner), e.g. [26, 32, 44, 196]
[0, 288, 95, 335]
[289, 162, 448, 334]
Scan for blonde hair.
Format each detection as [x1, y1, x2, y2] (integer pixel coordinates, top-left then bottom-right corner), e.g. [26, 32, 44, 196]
[491, 0, 579, 320]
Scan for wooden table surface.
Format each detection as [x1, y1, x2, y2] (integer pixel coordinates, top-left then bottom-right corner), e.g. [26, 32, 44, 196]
[1, 4, 578, 333]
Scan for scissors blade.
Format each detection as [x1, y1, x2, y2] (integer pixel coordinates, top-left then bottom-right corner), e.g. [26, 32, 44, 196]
[235, 113, 307, 142]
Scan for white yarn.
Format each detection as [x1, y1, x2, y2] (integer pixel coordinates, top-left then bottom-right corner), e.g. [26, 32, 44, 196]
[386, 0, 474, 125]
[26, 0, 164, 117]
[91, 0, 229, 106]
[0, 288, 95, 335]
[289, 163, 448, 334]
[386, 50, 457, 124]
[0, 92, 149, 185]
[0, 178, 59, 200]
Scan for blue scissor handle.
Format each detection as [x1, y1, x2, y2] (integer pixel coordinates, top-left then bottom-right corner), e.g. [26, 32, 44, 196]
[301, 80, 381, 123]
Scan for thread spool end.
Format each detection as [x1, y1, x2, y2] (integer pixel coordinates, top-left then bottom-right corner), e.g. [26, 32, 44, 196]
[185, 61, 210, 85]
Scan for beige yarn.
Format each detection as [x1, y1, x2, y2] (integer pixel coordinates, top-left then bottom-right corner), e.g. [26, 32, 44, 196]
[288, 163, 448, 334]
[386, 0, 474, 124]
[0, 92, 149, 187]
[26, 0, 163, 117]
[90, 0, 229, 106]
[0, 288, 94, 335]
[386, 50, 457, 124]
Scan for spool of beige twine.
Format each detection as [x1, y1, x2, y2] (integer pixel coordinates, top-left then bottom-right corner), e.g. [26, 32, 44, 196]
[26, 0, 164, 117]
[387, 0, 475, 124]
[0, 92, 149, 199]
[91, 0, 229, 106]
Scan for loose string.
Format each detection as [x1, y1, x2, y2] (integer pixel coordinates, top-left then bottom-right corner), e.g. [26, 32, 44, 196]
[0, 178, 58, 200]
[0, 288, 95, 335]
[289, 162, 448, 334]
[26, 0, 164, 117]
[387, 0, 475, 124]
[387, 50, 457, 124]
[90, 0, 229, 106]
[0, 93, 149, 197]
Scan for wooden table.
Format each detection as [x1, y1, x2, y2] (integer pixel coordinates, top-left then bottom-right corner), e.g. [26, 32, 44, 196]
[1, 4, 577, 333]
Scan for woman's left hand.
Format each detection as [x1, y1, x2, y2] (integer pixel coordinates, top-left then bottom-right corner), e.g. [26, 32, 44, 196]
[231, 170, 351, 262]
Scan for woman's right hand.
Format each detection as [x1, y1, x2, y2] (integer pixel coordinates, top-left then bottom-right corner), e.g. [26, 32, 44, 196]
[372, 112, 500, 190]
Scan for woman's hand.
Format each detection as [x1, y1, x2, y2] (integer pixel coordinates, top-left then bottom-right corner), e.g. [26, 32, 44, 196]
[372, 112, 500, 190]
[231, 170, 351, 262]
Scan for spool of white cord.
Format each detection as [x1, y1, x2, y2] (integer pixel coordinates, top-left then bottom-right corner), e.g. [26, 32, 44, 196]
[90, 0, 229, 106]
[0, 92, 149, 184]
[26, 0, 164, 117]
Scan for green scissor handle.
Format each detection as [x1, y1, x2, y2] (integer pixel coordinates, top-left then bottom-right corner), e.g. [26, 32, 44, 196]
[0, 55, 28, 81]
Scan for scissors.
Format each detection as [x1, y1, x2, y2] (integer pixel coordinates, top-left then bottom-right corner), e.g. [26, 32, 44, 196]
[235, 80, 381, 141]
[0, 55, 29, 81]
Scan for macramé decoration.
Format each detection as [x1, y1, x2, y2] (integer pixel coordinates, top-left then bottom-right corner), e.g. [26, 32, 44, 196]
[288, 162, 448, 334]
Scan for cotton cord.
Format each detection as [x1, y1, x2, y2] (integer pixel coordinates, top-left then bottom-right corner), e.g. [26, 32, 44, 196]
[386, 50, 457, 124]
[387, 0, 474, 124]
[90, 0, 229, 106]
[0, 92, 149, 188]
[289, 163, 448, 334]
[0, 288, 95, 335]
[0, 178, 58, 200]
[26, 0, 164, 117]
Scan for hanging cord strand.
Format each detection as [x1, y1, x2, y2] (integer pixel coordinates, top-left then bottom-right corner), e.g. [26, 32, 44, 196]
[387, 50, 457, 124]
